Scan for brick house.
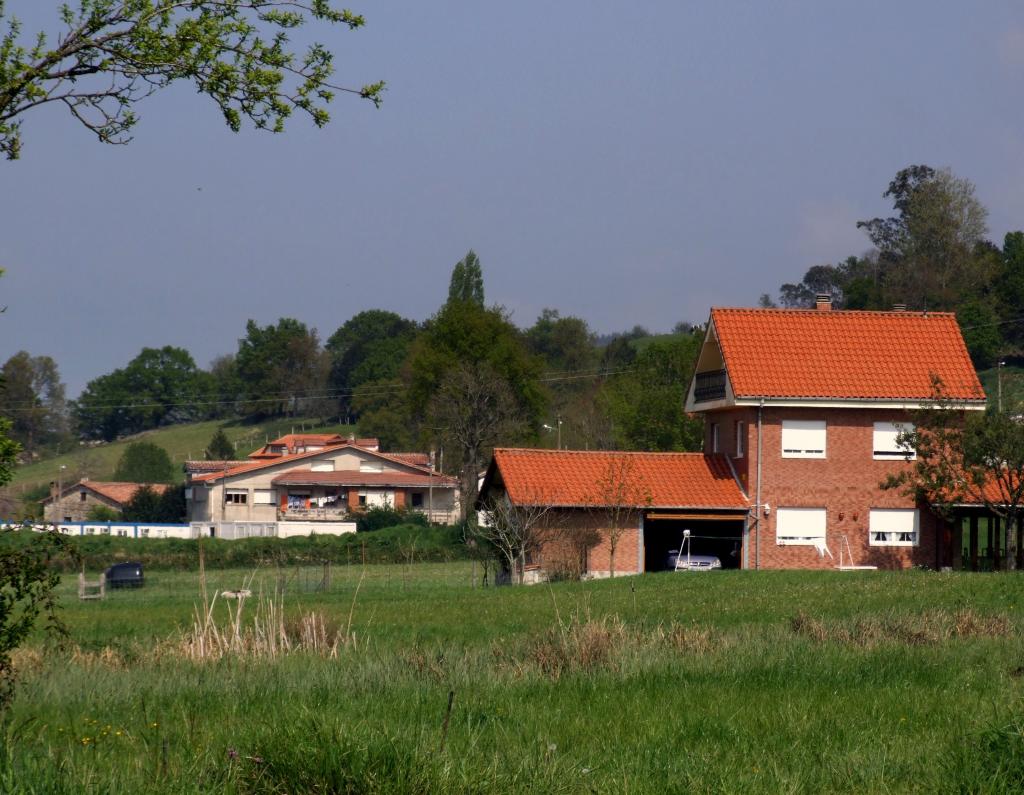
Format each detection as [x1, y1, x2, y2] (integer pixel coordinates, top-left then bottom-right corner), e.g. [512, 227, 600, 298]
[684, 298, 986, 569]
[42, 479, 170, 523]
[480, 298, 987, 575]
[478, 449, 748, 578]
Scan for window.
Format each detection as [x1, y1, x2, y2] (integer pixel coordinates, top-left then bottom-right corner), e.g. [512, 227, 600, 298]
[710, 423, 720, 453]
[411, 492, 424, 509]
[225, 490, 248, 505]
[775, 507, 827, 546]
[873, 422, 915, 460]
[358, 493, 367, 507]
[781, 420, 826, 458]
[253, 489, 275, 505]
[869, 509, 919, 546]
[80, 491, 87, 502]
[735, 421, 745, 458]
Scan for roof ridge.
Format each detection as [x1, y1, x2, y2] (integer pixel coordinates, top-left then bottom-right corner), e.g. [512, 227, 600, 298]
[711, 306, 957, 318]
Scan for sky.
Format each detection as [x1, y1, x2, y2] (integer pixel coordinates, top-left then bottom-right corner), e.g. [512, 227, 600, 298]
[2, 1, 1024, 396]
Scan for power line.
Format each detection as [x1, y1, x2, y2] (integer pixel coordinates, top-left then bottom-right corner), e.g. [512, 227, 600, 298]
[0, 367, 638, 414]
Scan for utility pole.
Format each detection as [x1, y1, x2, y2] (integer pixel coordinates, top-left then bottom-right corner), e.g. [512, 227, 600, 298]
[998, 359, 1006, 413]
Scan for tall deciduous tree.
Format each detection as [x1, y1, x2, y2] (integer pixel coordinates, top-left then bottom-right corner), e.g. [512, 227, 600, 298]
[0, 352, 68, 455]
[73, 346, 212, 440]
[407, 300, 545, 516]
[447, 250, 485, 306]
[428, 364, 528, 522]
[235, 318, 328, 416]
[326, 310, 418, 417]
[0, 1, 384, 160]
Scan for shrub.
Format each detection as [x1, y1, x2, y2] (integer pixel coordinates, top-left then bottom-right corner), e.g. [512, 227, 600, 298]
[355, 506, 429, 533]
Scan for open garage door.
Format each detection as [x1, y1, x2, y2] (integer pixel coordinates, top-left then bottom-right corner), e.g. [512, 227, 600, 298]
[643, 512, 746, 571]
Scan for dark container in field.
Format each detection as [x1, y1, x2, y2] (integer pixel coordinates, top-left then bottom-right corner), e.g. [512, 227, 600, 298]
[105, 561, 144, 589]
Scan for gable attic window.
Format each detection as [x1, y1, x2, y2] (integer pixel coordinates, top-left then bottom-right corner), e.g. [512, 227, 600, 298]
[781, 420, 826, 458]
[775, 507, 827, 546]
[873, 422, 915, 460]
[869, 508, 919, 546]
[80, 491, 87, 502]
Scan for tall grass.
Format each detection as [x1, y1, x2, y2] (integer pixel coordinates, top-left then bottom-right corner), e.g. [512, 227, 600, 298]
[4, 567, 1024, 793]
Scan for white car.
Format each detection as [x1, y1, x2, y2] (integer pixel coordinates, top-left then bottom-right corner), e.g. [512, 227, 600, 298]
[666, 551, 722, 571]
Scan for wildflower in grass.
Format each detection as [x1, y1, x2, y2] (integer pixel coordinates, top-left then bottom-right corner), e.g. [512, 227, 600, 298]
[115, 730, 123, 737]
[227, 748, 238, 760]
[81, 737, 91, 745]
[150, 722, 159, 728]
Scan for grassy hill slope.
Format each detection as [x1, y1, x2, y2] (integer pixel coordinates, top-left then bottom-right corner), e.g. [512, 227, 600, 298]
[4, 416, 360, 499]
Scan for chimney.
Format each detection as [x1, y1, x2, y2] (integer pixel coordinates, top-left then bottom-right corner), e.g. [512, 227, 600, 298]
[815, 294, 832, 312]
[892, 303, 907, 312]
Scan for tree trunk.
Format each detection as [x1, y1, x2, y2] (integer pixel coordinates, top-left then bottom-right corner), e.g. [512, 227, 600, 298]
[609, 538, 617, 579]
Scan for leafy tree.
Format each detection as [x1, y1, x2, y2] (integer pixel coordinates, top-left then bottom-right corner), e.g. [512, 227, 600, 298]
[207, 354, 244, 418]
[0, 1, 384, 160]
[0, 352, 67, 455]
[119, 485, 163, 522]
[325, 310, 418, 417]
[0, 527, 70, 707]
[112, 441, 176, 484]
[204, 429, 236, 460]
[884, 380, 1024, 571]
[600, 335, 703, 452]
[526, 309, 596, 373]
[351, 379, 418, 451]
[398, 287, 545, 519]
[120, 483, 187, 522]
[86, 504, 120, 522]
[73, 346, 213, 440]
[588, 457, 651, 578]
[858, 165, 990, 310]
[957, 300, 1003, 369]
[235, 318, 328, 416]
[447, 250, 484, 306]
[428, 364, 529, 522]
[0, 416, 18, 488]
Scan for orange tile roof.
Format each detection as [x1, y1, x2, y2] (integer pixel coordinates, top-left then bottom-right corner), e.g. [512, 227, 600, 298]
[485, 449, 748, 509]
[44, 480, 170, 506]
[710, 308, 986, 401]
[193, 443, 440, 484]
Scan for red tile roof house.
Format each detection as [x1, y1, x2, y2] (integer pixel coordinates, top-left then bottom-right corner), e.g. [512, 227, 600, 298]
[685, 298, 986, 570]
[478, 449, 749, 580]
[479, 297, 988, 577]
[186, 441, 458, 537]
[42, 479, 171, 523]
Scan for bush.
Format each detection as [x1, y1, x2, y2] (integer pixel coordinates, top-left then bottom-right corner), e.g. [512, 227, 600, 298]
[0, 525, 468, 572]
[355, 506, 429, 533]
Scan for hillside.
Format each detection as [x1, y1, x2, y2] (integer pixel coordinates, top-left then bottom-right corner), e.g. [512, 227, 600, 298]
[3, 416, 360, 500]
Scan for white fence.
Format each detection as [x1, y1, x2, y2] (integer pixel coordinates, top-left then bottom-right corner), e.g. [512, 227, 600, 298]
[3, 520, 356, 540]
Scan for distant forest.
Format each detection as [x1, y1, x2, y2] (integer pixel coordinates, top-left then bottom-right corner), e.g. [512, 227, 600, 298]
[2, 164, 1021, 466]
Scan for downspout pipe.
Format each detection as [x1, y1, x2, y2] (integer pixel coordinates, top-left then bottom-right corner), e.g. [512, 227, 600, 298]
[756, 400, 764, 570]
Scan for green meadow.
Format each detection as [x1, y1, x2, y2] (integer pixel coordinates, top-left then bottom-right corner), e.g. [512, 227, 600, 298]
[5, 562, 1024, 793]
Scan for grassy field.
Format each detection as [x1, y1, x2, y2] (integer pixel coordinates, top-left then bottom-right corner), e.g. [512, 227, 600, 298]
[4, 563, 1024, 793]
[4, 416, 359, 498]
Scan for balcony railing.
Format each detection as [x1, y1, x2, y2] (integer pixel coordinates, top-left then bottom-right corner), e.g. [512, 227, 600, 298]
[279, 507, 350, 521]
[693, 369, 727, 402]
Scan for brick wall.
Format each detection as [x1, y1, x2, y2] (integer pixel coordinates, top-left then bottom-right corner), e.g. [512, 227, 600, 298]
[706, 406, 941, 570]
[535, 510, 642, 577]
